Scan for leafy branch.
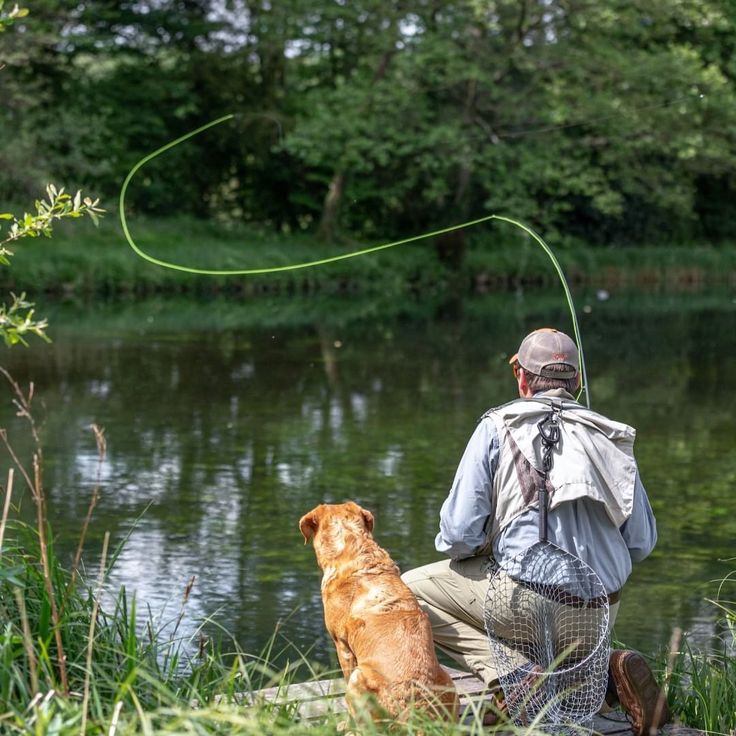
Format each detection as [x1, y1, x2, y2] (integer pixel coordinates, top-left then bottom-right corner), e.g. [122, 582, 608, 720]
[0, 185, 105, 346]
[0, 2, 28, 33]
[0, 184, 105, 255]
[0, 293, 49, 347]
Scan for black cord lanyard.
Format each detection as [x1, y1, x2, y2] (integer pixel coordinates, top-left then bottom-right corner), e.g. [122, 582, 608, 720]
[536, 403, 562, 543]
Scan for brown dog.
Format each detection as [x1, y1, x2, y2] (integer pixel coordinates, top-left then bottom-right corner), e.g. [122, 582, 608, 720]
[299, 502, 458, 722]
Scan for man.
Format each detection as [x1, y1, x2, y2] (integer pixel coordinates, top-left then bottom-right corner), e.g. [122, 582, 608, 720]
[402, 327, 669, 735]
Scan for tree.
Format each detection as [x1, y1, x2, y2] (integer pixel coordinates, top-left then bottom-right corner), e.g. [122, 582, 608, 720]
[282, 0, 736, 246]
[1, 0, 735, 248]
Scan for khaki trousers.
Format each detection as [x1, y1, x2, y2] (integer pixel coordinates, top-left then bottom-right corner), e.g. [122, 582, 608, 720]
[402, 557, 620, 689]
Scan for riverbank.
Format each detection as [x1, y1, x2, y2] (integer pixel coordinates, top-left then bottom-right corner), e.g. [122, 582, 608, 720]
[2, 213, 736, 297]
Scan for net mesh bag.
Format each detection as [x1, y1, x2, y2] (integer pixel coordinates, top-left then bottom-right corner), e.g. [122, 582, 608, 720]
[483, 540, 610, 734]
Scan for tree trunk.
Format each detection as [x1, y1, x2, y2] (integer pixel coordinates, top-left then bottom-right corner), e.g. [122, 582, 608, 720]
[317, 36, 397, 243]
[318, 171, 345, 243]
[436, 78, 477, 271]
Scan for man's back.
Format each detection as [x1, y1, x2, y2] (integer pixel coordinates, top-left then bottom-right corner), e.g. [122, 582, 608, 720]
[495, 490, 656, 594]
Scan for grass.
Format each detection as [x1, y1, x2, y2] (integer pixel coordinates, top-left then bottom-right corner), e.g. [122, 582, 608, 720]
[665, 571, 736, 734]
[1, 210, 736, 298]
[0, 213, 451, 297]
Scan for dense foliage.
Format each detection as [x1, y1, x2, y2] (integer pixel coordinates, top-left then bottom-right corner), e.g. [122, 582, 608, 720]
[1, 0, 735, 246]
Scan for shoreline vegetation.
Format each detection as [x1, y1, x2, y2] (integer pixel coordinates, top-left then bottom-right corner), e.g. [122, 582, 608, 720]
[1, 214, 735, 299]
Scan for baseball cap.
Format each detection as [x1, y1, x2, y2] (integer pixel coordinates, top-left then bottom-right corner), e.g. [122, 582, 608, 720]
[509, 328, 579, 379]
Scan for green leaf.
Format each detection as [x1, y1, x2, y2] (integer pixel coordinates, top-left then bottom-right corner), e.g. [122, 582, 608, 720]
[0, 565, 26, 587]
[0, 213, 12, 220]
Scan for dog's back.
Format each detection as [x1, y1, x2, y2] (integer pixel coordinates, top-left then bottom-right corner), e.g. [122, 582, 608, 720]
[345, 590, 458, 719]
[300, 502, 459, 721]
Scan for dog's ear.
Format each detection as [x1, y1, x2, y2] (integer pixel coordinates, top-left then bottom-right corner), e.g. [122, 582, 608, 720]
[299, 508, 319, 543]
[361, 507, 374, 534]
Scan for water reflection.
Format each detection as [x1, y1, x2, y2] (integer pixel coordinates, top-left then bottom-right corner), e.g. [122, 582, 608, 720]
[1, 291, 735, 663]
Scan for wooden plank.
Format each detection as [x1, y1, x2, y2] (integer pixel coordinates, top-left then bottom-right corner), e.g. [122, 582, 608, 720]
[593, 712, 634, 735]
[274, 696, 347, 719]
[209, 667, 707, 736]
[208, 667, 492, 719]
[442, 666, 491, 696]
[237, 676, 347, 705]
[220, 666, 482, 707]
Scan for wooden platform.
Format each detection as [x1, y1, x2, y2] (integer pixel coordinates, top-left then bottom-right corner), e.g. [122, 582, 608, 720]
[213, 666, 703, 735]
[217, 665, 693, 734]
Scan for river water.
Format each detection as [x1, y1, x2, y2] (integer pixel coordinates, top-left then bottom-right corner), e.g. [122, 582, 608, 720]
[1, 289, 734, 666]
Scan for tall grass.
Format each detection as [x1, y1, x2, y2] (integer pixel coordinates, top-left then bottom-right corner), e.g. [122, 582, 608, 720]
[665, 570, 736, 734]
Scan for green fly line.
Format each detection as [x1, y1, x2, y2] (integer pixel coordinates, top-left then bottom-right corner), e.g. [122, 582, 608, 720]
[118, 113, 590, 408]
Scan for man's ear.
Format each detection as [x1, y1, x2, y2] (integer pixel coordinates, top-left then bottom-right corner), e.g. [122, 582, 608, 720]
[299, 509, 319, 543]
[517, 367, 532, 398]
[361, 507, 374, 534]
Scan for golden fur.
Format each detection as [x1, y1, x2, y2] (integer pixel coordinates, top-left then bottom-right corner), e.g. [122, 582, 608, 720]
[299, 502, 459, 722]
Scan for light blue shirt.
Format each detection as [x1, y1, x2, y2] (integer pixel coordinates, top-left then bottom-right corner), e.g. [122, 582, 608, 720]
[436, 414, 657, 593]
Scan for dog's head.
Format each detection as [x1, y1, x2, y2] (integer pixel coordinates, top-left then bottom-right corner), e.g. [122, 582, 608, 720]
[299, 502, 375, 568]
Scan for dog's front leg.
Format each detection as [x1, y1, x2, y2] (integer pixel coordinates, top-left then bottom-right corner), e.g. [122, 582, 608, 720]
[334, 637, 357, 680]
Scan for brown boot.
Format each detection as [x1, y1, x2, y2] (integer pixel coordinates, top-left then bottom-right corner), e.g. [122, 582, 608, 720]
[609, 649, 670, 736]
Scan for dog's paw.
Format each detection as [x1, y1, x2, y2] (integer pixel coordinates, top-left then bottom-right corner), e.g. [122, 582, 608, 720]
[335, 719, 358, 736]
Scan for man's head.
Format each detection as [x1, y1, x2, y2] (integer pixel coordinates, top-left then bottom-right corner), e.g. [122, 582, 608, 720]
[509, 328, 580, 397]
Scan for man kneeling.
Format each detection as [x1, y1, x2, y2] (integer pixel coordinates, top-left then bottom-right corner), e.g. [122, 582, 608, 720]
[402, 328, 669, 735]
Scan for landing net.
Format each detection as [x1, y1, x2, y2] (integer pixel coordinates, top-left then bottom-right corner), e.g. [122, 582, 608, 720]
[483, 541, 610, 735]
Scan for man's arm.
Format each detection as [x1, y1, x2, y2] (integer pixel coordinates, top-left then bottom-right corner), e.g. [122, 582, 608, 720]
[435, 418, 500, 559]
[620, 473, 657, 562]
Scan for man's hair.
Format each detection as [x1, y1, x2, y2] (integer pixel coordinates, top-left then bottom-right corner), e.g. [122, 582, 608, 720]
[522, 363, 580, 395]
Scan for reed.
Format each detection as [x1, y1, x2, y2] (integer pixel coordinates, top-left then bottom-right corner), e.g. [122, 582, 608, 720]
[664, 570, 736, 734]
